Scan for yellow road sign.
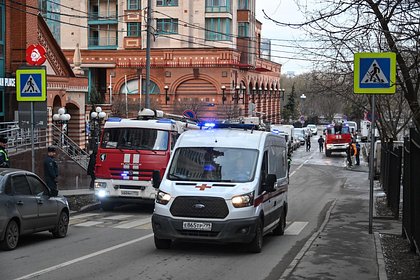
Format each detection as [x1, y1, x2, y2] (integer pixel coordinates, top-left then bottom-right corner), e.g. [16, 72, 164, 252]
[354, 52, 396, 94]
[16, 68, 47, 101]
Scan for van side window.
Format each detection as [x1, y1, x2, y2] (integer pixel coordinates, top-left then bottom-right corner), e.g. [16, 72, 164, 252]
[269, 145, 286, 179]
[259, 151, 268, 195]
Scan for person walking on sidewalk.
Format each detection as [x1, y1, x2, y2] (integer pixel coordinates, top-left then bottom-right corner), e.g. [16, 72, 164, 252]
[0, 137, 10, 167]
[44, 146, 59, 191]
[346, 143, 354, 167]
[318, 135, 325, 152]
[305, 135, 311, 152]
[87, 151, 97, 189]
[355, 141, 361, 165]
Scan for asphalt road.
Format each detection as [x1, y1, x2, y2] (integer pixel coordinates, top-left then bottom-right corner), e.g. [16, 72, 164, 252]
[0, 136, 356, 280]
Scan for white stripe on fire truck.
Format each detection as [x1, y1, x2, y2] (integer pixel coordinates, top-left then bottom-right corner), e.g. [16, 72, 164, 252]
[133, 154, 140, 164]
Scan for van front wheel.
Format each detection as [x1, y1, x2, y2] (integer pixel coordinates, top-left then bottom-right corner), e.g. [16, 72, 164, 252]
[248, 219, 263, 253]
[272, 210, 286, 236]
[154, 236, 171, 249]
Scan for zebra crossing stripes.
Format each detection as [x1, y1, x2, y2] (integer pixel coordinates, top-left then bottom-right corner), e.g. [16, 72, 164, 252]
[69, 213, 308, 235]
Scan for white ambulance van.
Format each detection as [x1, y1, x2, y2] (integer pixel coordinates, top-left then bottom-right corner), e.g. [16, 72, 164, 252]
[152, 123, 289, 253]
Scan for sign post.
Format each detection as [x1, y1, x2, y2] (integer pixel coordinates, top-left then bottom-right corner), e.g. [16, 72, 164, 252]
[16, 66, 47, 172]
[354, 52, 396, 234]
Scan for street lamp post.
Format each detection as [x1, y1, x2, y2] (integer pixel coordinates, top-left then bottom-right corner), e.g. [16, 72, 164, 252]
[221, 85, 226, 104]
[90, 106, 107, 152]
[164, 85, 169, 104]
[53, 107, 71, 147]
[300, 94, 307, 127]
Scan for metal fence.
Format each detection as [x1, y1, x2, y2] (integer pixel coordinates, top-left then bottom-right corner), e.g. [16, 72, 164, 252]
[0, 122, 89, 171]
[402, 128, 420, 253]
[380, 139, 403, 218]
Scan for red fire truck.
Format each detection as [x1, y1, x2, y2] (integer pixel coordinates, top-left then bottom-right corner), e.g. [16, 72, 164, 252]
[94, 109, 198, 210]
[324, 123, 352, 157]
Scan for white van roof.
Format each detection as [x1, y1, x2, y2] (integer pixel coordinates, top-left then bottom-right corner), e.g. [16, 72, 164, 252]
[175, 128, 285, 149]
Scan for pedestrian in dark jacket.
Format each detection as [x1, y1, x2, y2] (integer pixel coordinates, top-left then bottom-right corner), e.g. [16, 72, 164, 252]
[44, 146, 59, 190]
[318, 135, 325, 152]
[87, 151, 97, 189]
[355, 142, 361, 165]
[0, 137, 10, 167]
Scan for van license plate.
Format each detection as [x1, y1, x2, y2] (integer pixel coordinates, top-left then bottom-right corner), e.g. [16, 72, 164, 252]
[183, 222, 212, 231]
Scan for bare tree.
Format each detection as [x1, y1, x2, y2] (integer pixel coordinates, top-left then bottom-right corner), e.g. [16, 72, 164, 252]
[264, 1, 420, 132]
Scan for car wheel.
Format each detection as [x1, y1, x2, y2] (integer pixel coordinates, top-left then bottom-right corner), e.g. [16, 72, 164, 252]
[52, 211, 69, 238]
[248, 219, 263, 253]
[101, 201, 114, 211]
[1, 220, 19, 250]
[272, 209, 286, 236]
[154, 236, 172, 249]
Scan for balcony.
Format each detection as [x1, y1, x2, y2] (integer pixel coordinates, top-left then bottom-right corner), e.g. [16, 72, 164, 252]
[88, 11, 118, 24]
[88, 36, 118, 50]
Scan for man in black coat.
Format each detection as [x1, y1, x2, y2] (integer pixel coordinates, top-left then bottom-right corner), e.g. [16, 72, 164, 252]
[87, 151, 97, 189]
[44, 146, 59, 190]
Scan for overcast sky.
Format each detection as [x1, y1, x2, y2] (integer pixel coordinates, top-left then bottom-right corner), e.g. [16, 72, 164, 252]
[255, 1, 313, 75]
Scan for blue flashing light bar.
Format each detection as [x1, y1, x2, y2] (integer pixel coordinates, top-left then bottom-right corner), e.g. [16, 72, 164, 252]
[107, 117, 122, 122]
[198, 122, 259, 130]
[157, 118, 176, 124]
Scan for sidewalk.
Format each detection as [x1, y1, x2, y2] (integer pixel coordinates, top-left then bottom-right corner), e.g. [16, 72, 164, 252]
[280, 163, 397, 280]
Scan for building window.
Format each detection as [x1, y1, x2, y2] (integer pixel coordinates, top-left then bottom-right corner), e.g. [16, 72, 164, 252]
[156, 18, 178, 34]
[127, 23, 140, 37]
[205, 0, 231, 13]
[157, 0, 178, 6]
[238, 0, 249, 10]
[205, 18, 232, 41]
[238, 22, 249, 37]
[120, 79, 160, 95]
[127, 0, 140, 10]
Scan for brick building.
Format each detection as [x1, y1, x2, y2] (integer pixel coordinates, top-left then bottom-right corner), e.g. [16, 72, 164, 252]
[48, 0, 284, 122]
[2, 0, 88, 148]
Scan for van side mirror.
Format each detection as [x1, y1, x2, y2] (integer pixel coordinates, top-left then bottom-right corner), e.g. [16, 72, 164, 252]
[152, 170, 161, 189]
[264, 174, 277, 192]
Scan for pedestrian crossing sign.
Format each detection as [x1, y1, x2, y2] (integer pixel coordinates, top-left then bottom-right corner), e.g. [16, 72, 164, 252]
[16, 68, 47, 101]
[354, 52, 396, 94]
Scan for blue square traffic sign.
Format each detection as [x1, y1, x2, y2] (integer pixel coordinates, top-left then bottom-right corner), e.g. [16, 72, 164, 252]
[16, 68, 47, 101]
[354, 52, 396, 94]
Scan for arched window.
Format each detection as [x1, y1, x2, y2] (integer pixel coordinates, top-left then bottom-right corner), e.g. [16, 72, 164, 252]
[119, 79, 160, 95]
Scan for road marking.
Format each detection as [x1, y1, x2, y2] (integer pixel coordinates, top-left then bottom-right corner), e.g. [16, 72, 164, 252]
[73, 221, 103, 227]
[71, 213, 100, 219]
[279, 199, 337, 280]
[114, 217, 151, 229]
[290, 158, 310, 177]
[13, 234, 154, 280]
[284, 222, 308, 235]
[102, 215, 134, 220]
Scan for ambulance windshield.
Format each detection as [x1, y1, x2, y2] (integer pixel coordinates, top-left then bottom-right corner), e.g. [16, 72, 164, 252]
[167, 147, 258, 182]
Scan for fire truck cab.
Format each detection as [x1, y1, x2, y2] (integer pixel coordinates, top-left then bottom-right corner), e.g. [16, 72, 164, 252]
[324, 123, 352, 157]
[94, 109, 198, 210]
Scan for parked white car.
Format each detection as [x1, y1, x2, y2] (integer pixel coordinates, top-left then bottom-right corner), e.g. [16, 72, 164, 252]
[307, 124, 317, 135]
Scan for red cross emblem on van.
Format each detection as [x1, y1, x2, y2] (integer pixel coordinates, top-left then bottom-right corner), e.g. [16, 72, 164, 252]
[195, 184, 211, 191]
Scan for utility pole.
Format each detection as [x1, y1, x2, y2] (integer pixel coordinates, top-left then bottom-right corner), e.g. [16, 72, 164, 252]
[145, 0, 152, 108]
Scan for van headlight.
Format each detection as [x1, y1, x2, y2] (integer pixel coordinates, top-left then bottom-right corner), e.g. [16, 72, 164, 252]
[231, 192, 254, 208]
[156, 190, 171, 205]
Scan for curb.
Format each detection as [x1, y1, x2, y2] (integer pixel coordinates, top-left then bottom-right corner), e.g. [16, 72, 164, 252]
[79, 202, 101, 212]
[374, 232, 388, 280]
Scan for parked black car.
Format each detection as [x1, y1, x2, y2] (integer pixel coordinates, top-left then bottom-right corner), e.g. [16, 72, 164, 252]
[0, 168, 69, 250]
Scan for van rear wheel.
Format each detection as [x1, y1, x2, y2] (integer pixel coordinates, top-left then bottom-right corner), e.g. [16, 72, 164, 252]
[154, 236, 172, 249]
[248, 219, 263, 253]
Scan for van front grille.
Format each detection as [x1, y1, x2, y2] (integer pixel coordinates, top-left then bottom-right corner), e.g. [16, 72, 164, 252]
[170, 196, 228, 219]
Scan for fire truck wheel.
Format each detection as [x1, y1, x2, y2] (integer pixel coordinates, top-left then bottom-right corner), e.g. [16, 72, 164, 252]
[100, 201, 114, 211]
[325, 150, 332, 157]
[154, 236, 172, 249]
